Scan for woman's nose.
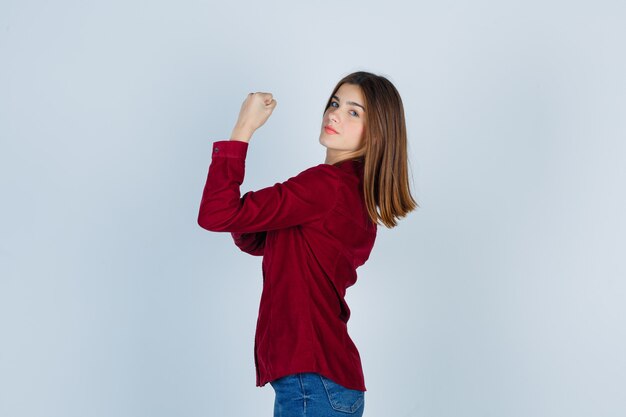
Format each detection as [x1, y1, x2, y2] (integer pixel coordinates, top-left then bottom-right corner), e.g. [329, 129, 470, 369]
[328, 108, 339, 123]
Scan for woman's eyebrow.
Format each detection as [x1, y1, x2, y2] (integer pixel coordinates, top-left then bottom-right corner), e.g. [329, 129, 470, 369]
[332, 95, 365, 111]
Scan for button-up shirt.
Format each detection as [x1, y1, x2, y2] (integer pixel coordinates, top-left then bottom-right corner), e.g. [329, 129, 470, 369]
[198, 140, 377, 391]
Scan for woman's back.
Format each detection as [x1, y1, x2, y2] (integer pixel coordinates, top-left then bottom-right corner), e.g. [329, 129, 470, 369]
[252, 159, 376, 391]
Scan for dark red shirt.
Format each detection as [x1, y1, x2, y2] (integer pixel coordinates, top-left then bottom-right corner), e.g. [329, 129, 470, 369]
[198, 140, 377, 391]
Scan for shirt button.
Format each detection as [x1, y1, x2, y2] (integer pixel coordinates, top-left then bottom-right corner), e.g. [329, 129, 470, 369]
[214, 147, 220, 153]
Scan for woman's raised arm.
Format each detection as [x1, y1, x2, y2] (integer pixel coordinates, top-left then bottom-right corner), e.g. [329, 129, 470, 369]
[197, 140, 340, 233]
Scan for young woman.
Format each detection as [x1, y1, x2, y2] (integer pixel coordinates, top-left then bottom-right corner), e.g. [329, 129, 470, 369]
[198, 71, 417, 417]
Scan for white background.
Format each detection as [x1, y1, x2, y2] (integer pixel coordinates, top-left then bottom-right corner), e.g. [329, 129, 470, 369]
[1, 1, 625, 416]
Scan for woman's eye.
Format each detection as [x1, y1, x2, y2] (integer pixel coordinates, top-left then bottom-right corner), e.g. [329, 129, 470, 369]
[329, 101, 359, 117]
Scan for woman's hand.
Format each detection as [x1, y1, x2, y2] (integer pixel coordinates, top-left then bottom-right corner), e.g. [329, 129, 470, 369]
[230, 92, 277, 143]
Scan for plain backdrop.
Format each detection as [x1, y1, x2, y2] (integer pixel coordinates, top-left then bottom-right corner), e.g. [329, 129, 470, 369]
[1, 1, 625, 416]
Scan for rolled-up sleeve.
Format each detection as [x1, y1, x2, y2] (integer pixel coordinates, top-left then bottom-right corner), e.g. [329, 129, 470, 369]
[198, 140, 340, 233]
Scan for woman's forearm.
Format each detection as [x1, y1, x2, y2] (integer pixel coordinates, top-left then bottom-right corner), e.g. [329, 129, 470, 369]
[230, 123, 254, 143]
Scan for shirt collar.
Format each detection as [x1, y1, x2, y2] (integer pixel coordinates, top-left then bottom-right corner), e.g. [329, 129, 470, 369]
[333, 158, 364, 175]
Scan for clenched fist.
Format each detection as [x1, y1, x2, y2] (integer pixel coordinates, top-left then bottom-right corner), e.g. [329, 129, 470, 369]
[230, 92, 277, 143]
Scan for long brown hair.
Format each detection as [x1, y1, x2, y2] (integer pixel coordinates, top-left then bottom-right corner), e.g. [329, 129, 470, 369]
[323, 71, 418, 228]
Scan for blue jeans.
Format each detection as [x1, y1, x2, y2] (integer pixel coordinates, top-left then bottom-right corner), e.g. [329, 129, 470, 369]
[270, 373, 365, 417]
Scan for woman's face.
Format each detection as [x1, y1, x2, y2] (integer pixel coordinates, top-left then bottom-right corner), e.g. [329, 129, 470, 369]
[319, 83, 366, 158]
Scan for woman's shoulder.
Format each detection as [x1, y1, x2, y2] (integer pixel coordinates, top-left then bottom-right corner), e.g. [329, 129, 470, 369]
[300, 159, 363, 176]
[285, 160, 363, 195]
[294, 163, 341, 180]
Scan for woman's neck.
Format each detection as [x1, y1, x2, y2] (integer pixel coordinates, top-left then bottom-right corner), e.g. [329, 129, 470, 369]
[324, 149, 362, 165]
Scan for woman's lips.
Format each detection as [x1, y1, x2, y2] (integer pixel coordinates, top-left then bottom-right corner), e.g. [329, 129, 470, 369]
[324, 126, 338, 134]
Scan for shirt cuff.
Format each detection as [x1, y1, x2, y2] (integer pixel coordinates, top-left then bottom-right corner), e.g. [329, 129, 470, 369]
[212, 140, 249, 159]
